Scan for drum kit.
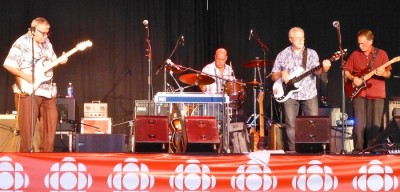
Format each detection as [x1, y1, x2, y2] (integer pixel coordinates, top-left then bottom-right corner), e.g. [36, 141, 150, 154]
[166, 59, 273, 115]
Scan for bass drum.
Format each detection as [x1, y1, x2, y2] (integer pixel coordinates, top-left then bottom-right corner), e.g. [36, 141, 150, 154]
[224, 79, 246, 108]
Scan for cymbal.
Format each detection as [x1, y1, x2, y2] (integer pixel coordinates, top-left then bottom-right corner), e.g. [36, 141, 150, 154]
[166, 65, 185, 73]
[242, 59, 273, 68]
[245, 80, 262, 86]
[179, 73, 215, 85]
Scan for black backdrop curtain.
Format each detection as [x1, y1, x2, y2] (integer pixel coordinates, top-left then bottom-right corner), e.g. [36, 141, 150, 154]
[1, 0, 400, 133]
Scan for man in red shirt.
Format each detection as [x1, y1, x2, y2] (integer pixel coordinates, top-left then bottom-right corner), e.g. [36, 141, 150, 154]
[344, 29, 391, 154]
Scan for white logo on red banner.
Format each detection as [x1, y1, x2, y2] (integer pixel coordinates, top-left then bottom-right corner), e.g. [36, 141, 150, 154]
[0, 156, 29, 191]
[107, 157, 155, 191]
[292, 160, 338, 191]
[169, 159, 216, 191]
[352, 160, 399, 191]
[44, 157, 93, 191]
[230, 160, 277, 191]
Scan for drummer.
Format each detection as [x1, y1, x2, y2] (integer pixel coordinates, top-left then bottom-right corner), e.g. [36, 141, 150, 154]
[199, 48, 235, 94]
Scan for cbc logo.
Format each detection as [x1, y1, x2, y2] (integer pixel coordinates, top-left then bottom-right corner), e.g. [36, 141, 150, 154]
[353, 160, 399, 191]
[0, 156, 29, 191]
[231, 160, 277, 191]
[292, 160, 338, 191]
[169, 159, 216, 191]
[44, 157, 93, 191]
[107, 157, 155, 191]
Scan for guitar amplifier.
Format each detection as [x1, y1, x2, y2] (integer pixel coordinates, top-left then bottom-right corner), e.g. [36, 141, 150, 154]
[134, 100, 170, 117]
[389, 100, 400, 121]
[84, 101, 108, 118]
[81, 117, 112, 134]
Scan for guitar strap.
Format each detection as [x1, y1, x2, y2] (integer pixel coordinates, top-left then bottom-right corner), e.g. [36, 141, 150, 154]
[302, 47, 308, 69]
[367, 48, 379, 72]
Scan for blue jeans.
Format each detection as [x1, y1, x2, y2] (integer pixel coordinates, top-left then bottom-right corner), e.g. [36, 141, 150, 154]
[283, 96, 318, 151]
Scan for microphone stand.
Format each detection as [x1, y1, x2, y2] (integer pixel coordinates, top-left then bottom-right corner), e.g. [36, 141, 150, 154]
[249, 29, 270, 148]
[29, 29, 36, 152]
[144, 23, 152, 115]
[334, 23, 347, 154]
[158, 36, 184, 92]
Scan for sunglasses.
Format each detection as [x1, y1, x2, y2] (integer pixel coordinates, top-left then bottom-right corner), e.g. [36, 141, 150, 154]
[36, 29, 51, 37]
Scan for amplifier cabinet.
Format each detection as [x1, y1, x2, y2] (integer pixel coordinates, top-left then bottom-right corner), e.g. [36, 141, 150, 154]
[0, 115, 19, 152]
[134, 116, 169, 152]
[57, 98, 78, 131]
[389, 100, 400, 121]
[134, 100, 170, 118]
[75, 134, 125, 152]
[81, 117, 112, 134]
[54, 131, 73, 152]
[84, 102, 108, 118]
[183, 116, 219, 152]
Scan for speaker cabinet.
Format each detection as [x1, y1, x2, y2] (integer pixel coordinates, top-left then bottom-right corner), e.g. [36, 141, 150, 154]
[0, 115, 19, 152]
[81, 117, 112, 134]
[54, 131, 73, 152]
[183, 116, 219, 152]
[57, 98, 78, 131]
[134, 100, 169, 117]
[389, 100, 400, 122]
[75, 134, 125, 152]
[295, 116, 330, 153]
[134, 116, 169, 152]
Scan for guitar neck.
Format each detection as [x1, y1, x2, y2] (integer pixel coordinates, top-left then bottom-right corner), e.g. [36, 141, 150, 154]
[291, 65, 321, 83]
[258, 92, 265, 137]
[362, 59, 397, 81]
[42, 47, 79, 72]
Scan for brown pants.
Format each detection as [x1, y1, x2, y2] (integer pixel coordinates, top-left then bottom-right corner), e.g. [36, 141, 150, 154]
[15, 94, 58, 152]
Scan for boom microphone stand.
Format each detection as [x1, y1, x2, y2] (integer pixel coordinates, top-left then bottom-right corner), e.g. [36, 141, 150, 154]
[333, 21, 348, 154]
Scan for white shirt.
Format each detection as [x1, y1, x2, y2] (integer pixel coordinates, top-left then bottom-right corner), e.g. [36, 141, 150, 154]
[201, 61, 235, 94]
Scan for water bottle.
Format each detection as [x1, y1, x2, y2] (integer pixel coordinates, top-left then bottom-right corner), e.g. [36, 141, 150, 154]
[51, 83, 57, 97]
[67, 82, 74, 98]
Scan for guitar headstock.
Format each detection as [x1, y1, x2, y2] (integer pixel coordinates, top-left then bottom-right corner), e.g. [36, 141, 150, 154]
[330, 49, 347, 61]
[391, 56, 400, 63]
[76, 40, 93, 51]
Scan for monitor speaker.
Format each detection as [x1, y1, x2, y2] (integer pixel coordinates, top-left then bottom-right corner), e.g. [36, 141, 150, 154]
[134, 116, 169, 152]
[295, 116, 330, 153]
[183, 116, 219, 152]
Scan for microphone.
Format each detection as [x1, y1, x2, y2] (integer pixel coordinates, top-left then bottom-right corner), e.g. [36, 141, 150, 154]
[165, 59, 181, 70]
[333, 21, 340, 28]
[248, 29, 253, 40]
[180, 35, 184, 46]
[143, 20, 149, 28]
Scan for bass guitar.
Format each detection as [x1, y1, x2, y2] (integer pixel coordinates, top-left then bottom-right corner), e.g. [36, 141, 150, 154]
[15, 40, 92, 94]
[345, 56, 400, 100]
[272, 50, 346, 102]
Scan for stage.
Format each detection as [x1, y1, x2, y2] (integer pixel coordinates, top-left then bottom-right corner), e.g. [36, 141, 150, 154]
[0, 151, 399, 191]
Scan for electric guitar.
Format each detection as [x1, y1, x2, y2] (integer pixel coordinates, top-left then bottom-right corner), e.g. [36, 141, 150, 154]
[345, 56, 400, 100]
[272, 50, 346, 103]
[257, 91, 268, 150]
[15, 40, 93, 94]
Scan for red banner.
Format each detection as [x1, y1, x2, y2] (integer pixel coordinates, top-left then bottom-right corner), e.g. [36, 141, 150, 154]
[0, 152, 399, 191]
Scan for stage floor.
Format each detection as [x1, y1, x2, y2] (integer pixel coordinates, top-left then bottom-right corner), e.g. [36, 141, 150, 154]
[0, 151, 399, 191]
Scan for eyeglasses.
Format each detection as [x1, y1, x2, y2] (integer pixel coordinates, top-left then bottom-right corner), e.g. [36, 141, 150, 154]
[36, 29, 51, 37]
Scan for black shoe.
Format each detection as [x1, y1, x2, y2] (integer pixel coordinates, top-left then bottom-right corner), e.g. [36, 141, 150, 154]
[352, 149, 361, 154]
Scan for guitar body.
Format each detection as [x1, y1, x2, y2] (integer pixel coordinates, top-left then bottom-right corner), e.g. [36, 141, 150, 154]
[13, 40, 92, 95]
[344, 56, 400, 100]
[169, 118, 184, 153]
[15, 57, 52, 94]
[272, 68, 304, 103]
